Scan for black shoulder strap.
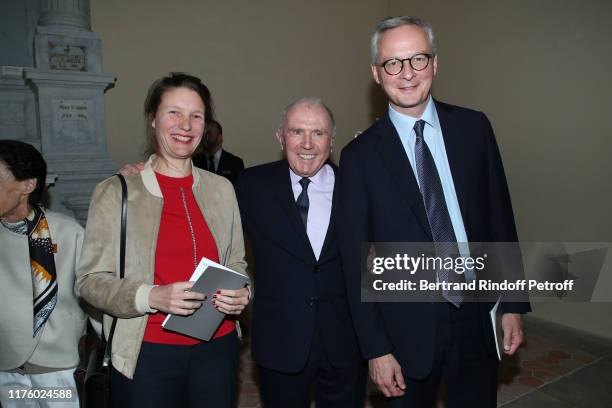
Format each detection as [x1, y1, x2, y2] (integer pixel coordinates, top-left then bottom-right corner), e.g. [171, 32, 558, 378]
[103, 174, 128, 367]
[117, 174, 127, 280]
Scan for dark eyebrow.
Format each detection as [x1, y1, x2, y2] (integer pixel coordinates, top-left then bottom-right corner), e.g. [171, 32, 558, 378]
[165, 105, 205, 115]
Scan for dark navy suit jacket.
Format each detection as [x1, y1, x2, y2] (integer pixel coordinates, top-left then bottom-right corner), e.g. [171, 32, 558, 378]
[336, 100, 530, 379]
[236, 160, 361, 373]
[193, 149, 244, 185]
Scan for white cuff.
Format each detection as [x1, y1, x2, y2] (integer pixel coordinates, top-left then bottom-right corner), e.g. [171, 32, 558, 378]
[135, 284, 158, 314]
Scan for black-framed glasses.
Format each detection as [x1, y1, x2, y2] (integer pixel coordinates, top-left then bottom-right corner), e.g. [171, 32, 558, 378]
[378, 54, 433, 75]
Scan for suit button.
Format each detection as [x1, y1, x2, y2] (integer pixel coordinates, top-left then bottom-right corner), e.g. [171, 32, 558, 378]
[313, 266, 320, 273]
[308, 296, 317, 306]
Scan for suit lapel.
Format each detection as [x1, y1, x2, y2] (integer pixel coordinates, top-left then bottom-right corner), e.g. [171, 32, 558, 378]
[273, 161, 316, 261]
[319, 162, 337, 260]
[374, 116, 433, 240]
[216, 150, 225, 174]
[434, 100, 470, 233]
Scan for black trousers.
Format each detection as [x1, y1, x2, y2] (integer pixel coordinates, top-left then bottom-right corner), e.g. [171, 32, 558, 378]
[258, 327, 366, 408]
[111, 333, 239, 408]
[390, 302, 498, 408]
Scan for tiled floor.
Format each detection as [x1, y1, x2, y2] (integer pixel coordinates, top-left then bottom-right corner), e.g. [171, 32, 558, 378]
[499, 316, 612, 407]
[236, 315, 612, 407]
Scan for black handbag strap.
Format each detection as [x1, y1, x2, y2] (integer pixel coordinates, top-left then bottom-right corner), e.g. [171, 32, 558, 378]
[103, 174, 128, 367]
[117, 174, 127, 280]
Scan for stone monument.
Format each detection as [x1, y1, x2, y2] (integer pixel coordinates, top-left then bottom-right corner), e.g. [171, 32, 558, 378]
[0, 0, 117, 223]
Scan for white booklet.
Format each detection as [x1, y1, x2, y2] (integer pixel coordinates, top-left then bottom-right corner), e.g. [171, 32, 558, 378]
[490, 296, 504, 360]
[161, 257, 250, 341]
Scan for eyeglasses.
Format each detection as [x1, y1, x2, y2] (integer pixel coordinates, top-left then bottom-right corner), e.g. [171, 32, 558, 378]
[377, 54, 433, 75]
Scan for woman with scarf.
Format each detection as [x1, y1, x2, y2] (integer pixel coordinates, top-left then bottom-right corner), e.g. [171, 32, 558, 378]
[0, 140, 86, 407]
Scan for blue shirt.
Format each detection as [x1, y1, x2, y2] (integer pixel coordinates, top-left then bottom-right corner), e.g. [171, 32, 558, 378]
[388, 97, 474, 280]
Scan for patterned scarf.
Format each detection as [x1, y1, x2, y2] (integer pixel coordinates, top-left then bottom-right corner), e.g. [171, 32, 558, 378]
[1, 206, 58, 336]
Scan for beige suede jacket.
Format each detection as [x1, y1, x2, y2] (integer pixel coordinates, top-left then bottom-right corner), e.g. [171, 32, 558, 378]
[76, 155, 247, 379]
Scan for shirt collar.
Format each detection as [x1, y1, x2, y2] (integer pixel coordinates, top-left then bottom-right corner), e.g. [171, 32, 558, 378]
[388, 96, 438, 136]
[0, 217, 28, 235]
[142, 154, 200, 197]
[289, 163, 331, 186]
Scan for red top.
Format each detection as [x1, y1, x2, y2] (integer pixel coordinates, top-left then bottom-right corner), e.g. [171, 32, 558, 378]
[143, 172, 235, 345]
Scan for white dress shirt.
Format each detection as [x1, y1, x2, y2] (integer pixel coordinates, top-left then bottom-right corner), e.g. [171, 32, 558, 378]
[289, 164, 334, 260]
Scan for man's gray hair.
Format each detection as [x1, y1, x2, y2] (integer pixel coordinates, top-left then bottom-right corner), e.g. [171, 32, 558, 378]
[370, 16, 437, 63]
[277, 97, 337, 136]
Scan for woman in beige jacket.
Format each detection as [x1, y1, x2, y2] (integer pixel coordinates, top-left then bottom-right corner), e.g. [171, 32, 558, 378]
[76, 73, 249, 407]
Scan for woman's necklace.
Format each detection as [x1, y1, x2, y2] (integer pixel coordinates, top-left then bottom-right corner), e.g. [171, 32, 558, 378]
[179, 187, 198, 269]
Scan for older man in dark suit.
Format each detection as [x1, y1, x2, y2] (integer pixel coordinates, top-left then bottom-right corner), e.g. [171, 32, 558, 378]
[236, 98, 365, 407]
[337, 16, 530, 407]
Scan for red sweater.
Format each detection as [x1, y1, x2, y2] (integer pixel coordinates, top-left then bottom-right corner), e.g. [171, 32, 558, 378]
[143, 172, 235, 345]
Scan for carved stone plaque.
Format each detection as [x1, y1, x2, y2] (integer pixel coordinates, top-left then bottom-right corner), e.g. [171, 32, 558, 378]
[48, 41, 86, 71]
[54, 99, 89, 121]
[51, 99, 94, 145]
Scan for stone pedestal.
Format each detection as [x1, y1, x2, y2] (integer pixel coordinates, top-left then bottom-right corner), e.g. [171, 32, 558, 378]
[28, 0, 117, 223]
[0, 0, 116, 223]
[24, 69, 117, 222]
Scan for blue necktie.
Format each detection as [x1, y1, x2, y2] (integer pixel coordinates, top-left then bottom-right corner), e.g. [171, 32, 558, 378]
[414, 120, 463, 306]
[296, 177, 311, 228]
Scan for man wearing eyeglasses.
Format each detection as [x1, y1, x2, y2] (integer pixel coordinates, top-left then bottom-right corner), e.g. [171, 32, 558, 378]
[336, 16, 530, 407]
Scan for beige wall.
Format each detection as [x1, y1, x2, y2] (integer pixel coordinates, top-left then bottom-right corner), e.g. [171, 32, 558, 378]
[91, 0, 388, 167]
[93, 0, 612, 338]
[390, 0, 612, 338]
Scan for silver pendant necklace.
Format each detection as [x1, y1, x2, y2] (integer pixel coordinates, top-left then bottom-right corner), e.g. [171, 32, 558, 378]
[179, 187, 198, 269]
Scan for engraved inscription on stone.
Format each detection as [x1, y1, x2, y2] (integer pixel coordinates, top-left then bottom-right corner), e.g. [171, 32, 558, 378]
[52, 99, 94, 145]
[48, 42, 87, 71]
[55, 99, 90, 121]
